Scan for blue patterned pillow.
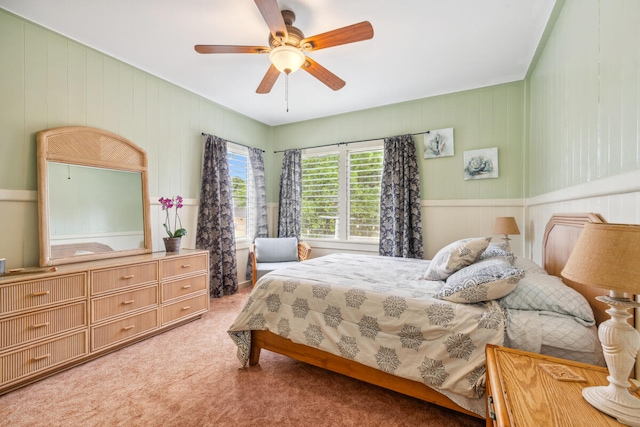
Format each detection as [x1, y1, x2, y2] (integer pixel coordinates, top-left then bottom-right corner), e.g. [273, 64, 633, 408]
[479, 243, 516, 265]
[424, 237, 492, 281]
[499, 272, 595, 325]
[436, 258, 524, 303]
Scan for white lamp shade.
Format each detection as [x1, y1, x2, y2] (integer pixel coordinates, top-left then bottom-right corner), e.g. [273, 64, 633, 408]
[269, 45, 305, 74]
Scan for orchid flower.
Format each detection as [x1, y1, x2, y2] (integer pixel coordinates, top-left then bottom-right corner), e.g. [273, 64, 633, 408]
[159, 196, 187, 238]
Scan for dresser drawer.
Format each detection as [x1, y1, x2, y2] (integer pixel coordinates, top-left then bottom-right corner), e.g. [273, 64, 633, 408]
[91, 262, 157, 295]
[0, 274, 87, 317]
[91, 285, 158, 323]
[1, 302, 87, 350]
[91, 308, 158, 351]
[161, 253, 208, 280]
[162, 293, 208, 326]
[162, 275, 207, 303]
[1, 331, 88, 384]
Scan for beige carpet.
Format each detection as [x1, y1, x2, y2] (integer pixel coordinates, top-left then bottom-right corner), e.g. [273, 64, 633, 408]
[0, 287, 484, 427]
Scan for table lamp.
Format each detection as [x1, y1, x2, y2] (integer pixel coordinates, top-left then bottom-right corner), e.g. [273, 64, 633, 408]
[493, 217, 520, 251]
[561, 222, 640, 426]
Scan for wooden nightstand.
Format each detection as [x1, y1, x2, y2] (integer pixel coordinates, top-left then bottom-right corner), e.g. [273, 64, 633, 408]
[485, 345, 640, 426]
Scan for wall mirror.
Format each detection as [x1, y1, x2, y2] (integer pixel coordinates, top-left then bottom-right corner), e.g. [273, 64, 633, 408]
[37, 126, 152, 266]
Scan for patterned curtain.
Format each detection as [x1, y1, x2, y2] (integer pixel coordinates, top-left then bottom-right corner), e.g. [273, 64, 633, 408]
[378, 134, 424, 259]
[196, 134, 238, 298]
[277, 149, 302, 238]
[245, 147, 268, 280]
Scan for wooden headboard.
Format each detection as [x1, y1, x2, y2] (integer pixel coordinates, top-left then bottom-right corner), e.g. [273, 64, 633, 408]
[542, 212, 631, 327]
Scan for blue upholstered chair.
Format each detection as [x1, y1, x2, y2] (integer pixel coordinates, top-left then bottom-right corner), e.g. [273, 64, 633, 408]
[249, 237, 311, 286]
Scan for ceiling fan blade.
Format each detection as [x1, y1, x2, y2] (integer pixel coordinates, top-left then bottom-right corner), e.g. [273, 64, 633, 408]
[301, 21, 374, 51]
[256, 64, 280, 94]
[254, 0, 288, 40]
[301, 57, 346, 91]
[194, 45, 269, 54]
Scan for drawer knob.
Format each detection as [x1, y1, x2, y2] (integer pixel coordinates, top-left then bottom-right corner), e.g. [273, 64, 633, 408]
[32, 354, 51, 361]
[122, 274, 135, 279]
[122, 300, 135, 305]
[181, 285, 192, 289]
[122, 325, 135, 331]
[181, 305, 191, 311]
[181, 264, 191, 268]
[31, 322, 50, 329]
[30, 290, 50, 297]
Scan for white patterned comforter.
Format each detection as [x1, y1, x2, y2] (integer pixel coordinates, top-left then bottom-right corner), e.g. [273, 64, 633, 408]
[228, 253, 506, 411]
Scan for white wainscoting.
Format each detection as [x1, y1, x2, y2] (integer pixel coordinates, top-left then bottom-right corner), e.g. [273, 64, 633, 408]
[0, 189, 39, 270]
[526, 169, 640, 380]
[6, 184, 637, 265]
[266, 200, 526, 259]
[7, 184, 640, 302]
[0, 192, 204, 270]
[526, 169, 640, 266]
[422, 199, 525, 259]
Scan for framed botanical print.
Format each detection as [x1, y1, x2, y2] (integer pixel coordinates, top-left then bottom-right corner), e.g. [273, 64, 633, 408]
[463, 147, 498, 180]
[423, 128, 454, 159]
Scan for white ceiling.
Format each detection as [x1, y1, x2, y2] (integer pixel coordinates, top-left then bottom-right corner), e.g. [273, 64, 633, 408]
[0, 0, 555, 126]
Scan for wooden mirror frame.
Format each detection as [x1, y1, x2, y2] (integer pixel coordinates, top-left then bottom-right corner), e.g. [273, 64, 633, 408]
[37, 126, 152, 266]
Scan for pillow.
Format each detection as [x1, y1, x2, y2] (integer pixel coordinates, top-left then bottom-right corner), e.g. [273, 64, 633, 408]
[423, 237, 492, 281]
[479, 243, 516, 265]
[436, 258, 524, 303]
[513, 257, 548, 275]
[498, 273, 595, 325]
[254, 237, 299, 262]
[73, 250, 94, 255]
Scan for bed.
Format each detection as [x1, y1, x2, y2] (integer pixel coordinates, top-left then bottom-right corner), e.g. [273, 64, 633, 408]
[228, 213, 630, 419]
[50, 242, 114, 258]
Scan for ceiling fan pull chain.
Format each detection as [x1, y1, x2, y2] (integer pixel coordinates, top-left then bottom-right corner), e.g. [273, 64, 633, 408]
[285, 73, 289, 112]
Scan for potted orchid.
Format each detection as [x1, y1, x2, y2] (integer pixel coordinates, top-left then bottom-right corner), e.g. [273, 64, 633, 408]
[159, 196, 187, 252]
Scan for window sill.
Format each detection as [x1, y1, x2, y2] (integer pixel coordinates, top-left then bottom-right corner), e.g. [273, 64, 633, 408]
[235, 239, 251, 250]
[302, 238, 379, 253]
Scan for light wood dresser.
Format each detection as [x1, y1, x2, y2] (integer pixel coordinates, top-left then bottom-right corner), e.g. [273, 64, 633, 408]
[0, 249, 209, 395]
[485, 344, 640, 426]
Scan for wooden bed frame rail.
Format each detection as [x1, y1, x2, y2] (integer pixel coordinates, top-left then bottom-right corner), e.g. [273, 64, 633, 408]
[250, 330, 479, 418]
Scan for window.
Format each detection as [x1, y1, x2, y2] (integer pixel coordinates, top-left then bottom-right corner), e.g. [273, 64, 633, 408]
[227, 144, 254, 240]
[301, 153, 339, 238]
[348, 149, 384, 239]
[301, 141, 384, 241]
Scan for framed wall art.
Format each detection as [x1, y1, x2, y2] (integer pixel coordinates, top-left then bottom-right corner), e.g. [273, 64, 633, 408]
[463, 147, 499, 180]
[423, 128, 454, 159]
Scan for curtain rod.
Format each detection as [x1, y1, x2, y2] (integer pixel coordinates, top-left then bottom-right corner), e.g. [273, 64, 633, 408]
[201, 132, 265, 153]
[273, 130, 432, 153]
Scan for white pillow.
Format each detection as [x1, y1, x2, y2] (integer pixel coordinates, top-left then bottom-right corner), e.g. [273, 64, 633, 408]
[499, 273, 595, 325]
[436, 258, 524, 303]
[73, 249, 94, 255]
[254, 237, 298, 262]
[424, 237, 491, 281]
[512, 257, 548, 275]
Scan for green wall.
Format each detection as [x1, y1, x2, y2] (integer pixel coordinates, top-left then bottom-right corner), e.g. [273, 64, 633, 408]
[0, 6, 525, 206]
[0, 8, 272, 197]
[272, 82, 525, 202]
[527, 0, 640, 197]
[0, 7, 526, 266]
[0, 8, 271, 267]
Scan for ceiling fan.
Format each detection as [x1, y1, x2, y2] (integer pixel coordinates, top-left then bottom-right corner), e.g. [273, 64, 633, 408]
[194, 0, 374, 94]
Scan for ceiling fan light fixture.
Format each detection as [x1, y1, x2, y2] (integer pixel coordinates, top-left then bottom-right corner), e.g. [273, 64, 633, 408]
[269, 45, 305, 74]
